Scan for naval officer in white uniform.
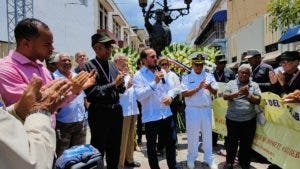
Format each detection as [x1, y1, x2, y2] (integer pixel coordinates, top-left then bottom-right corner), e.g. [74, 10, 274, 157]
[181, 52, 218, 169]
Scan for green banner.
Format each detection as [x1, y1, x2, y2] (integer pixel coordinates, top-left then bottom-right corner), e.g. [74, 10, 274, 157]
[212, 83, 300, 169]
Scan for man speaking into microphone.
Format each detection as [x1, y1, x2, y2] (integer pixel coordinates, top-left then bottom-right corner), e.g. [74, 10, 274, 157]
[133, 48, 179, 169]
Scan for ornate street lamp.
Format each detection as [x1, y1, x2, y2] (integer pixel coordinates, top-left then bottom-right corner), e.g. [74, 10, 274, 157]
[138, 0, 192, 56]
[138, 0, 192, 25]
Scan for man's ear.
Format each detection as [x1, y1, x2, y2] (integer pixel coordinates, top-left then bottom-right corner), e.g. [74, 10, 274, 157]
[20, 38, 31, 49]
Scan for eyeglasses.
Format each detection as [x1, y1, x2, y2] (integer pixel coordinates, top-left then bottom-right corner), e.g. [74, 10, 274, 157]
[160, 63, 169, 66]
[103, 43, 112, 49]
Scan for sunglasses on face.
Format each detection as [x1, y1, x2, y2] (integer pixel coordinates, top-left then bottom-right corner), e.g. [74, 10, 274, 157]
[102, 43, 112, 49]
[280, 60, 292, 65]
[160, 62, 169, 66]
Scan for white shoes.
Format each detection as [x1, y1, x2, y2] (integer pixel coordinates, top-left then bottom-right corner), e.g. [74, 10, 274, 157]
[187, 161, 195, 169]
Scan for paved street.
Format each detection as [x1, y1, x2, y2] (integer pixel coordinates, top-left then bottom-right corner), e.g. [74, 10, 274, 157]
[87, 131, 269, 169]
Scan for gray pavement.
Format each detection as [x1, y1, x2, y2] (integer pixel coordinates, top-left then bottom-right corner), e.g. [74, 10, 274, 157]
[86, 130, 269, 169]
[130, 133, 268, 169]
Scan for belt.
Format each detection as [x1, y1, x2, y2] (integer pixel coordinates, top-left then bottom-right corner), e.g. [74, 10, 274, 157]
[257, 82, 271, 86]
[97, 103, 120, 109]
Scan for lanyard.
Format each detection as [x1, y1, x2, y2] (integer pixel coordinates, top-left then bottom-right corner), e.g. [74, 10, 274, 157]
[94, 59, 111, 82]
[251, 64, 261, 77]
[287, 70, 300, 87]
[215, 71, 224, 81]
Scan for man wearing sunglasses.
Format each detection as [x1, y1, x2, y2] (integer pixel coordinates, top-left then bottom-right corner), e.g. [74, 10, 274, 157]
[156, 56, 181, 156]
[269, 51, 300, 95]
[82, 32, 126, 169]
[181, 52, 218, 169]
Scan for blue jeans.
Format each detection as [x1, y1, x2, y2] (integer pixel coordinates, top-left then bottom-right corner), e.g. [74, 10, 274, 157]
[145, 116, 178, 169]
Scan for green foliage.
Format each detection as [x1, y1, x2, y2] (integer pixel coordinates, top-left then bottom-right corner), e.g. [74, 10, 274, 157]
[161, 43, 220, 75]
[267, 0, 300, 32]
[112, 47, 140, 73]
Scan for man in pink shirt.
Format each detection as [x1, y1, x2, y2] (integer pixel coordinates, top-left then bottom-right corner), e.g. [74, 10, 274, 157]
[0, 18, 94, 121]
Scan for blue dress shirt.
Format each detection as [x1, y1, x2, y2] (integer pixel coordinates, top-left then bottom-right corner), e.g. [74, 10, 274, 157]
[53, 70, 86, 123]
[133, 66, 173, 123]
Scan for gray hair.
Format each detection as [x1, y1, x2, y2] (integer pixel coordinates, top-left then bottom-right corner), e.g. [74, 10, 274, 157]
[238, 63, 252, 73]
[112, 53, 126, 63]
[58, 53, 71, 60]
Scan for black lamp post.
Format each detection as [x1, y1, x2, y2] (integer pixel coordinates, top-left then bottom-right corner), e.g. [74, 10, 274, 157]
[138, 0, 192, 56]
[138, 0, 192, 25]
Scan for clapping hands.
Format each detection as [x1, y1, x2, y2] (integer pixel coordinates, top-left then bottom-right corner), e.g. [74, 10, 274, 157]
[269, 71, 285, 86]
[282, 90, 300, 103]
[14, 74, 72, 120]
[115, 71, 126, 87]
[70, 70, 96, 95]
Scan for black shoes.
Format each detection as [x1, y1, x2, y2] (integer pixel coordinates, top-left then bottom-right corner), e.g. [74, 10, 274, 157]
[223, 163, 233, 169]
[124, 161, 141, 168]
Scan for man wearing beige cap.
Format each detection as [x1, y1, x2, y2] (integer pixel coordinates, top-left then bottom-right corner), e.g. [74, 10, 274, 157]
[181, 52, 218, 169]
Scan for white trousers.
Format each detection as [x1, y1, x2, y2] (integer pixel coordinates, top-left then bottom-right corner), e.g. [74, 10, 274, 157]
[185, 106, 213, 165]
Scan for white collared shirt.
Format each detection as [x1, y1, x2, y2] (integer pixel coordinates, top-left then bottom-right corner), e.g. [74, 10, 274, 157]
[181, 70, 218, 108]
[119, 74, 139, 117]
[133, 66, 173, 123]
[165, 70, 181, 97]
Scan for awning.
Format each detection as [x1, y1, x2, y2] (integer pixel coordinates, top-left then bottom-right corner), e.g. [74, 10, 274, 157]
[112, 15, 127, 26]
[278, 24, 300, 44]
[100, 0, 114, 12]
[212, 10, 227, 22]
[262, 51, 281, 62]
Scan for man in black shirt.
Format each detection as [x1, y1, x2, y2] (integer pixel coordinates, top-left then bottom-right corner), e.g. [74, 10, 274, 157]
[213, 55, 235, 83]
[83, 32, 125, 169]
[245, 49, 274, 93]
[270, 51, 300, 95]
[212, 55, 235, 150]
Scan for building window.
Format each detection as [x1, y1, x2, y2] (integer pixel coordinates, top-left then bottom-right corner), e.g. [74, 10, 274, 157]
[124, 32, 128, 44]
[113, 20, 121, 38]
[100, 4, 108, 29]
[232, 56, 237, 62]
[265, 43, 278, 53]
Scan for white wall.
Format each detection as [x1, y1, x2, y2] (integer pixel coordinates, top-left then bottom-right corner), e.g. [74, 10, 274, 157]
[35, 0, 95, 58]
[0, 0, 97, 58]
[227, 16, 265, 62]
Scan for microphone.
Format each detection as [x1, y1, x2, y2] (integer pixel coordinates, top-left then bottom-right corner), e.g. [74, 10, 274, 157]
[156, 65, 165, 84]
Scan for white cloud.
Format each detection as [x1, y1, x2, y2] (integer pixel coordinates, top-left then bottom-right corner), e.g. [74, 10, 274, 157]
[116, 0, 214, 43]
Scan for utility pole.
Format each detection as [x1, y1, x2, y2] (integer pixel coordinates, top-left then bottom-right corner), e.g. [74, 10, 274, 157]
[6, 0, 33, 50]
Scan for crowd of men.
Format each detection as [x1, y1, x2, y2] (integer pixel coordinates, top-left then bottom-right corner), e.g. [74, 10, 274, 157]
[0, 18, 300, 169]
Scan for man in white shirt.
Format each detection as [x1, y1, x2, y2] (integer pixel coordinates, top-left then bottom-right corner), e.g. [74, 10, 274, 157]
[181, 52, 218, 169]
[133, 48, 178, 169]
[156, 56, 181, 155]
[113, 53, 141, 169]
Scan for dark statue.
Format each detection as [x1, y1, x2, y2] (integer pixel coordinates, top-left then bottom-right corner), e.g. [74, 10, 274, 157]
[145, 4, 172, 56]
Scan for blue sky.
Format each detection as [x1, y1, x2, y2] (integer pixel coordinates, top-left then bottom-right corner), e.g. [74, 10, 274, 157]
[116, 0, 214, 43]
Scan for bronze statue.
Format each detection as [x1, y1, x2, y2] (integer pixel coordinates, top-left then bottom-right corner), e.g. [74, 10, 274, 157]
[145, 4, 172, 56]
